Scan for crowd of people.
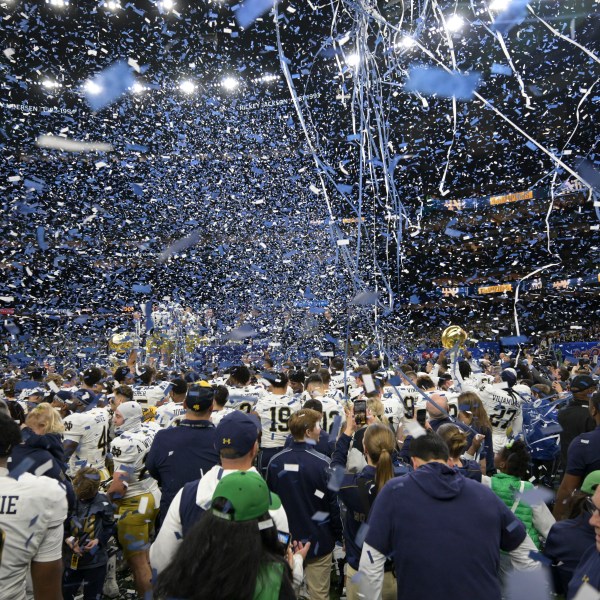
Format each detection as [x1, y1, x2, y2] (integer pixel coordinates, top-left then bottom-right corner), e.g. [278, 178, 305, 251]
[0, 344, 599, 600]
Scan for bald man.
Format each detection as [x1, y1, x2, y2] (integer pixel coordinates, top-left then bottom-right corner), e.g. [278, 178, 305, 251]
[426, 393, 453, 432]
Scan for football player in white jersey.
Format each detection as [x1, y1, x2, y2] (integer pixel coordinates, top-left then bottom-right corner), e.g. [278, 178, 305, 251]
[224, 365, 264, 413]
[63, 389, 111, 480]
[155, 378, 188, 428]
[253, 371, 301, 475]
[0, 414, 68, 600]
[303, 373, 343, 434]
[475, 368, 526, 452]
[108, 401, 160, 598]
[210, 384, 235, 426]
[132, 365, 171, 407]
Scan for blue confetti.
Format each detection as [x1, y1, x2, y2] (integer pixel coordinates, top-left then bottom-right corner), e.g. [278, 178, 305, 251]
[405, 66, 481, 101]
[84, 61, 135, 111]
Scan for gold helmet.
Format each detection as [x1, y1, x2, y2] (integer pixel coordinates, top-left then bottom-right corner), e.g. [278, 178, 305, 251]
[441, 325, 468, 349]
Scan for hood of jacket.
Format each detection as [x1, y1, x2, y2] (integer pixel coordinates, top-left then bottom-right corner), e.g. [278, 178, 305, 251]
[411, 461, 465, 500]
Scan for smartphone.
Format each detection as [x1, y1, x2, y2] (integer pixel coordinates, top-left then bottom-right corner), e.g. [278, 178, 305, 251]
[416, 408, 427, 427]
[277, 531, 291, 549]
[354, 399, 367, 427]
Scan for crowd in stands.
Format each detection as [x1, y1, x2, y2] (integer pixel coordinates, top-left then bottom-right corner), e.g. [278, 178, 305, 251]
[1, 343, 599, 600]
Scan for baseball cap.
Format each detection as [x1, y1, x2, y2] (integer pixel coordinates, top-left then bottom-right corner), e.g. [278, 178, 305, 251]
[73, 389, 97, 407]
[571, 375, 596, 393]
[216, 411, 261, 456]
[211, 471, 281, 522]
[581, 470, 600, 495]
[185, 382, 215, 412]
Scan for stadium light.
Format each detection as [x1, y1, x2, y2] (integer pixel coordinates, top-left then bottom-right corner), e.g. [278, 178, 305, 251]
[345, 53, 360, 68]
[160, 0, 174, 11]
[221, 76, 239, 91]
[489, 0, 509, 10]
[46, 0, 68, 6]
[42, 79, 61, 89]
[396, 36, 416, 50]
[179, 80, 195, 94]
[446, 14, 465, 32]
[105, 0, 121, 10]
[84, 80, 102, 95]
[131, 82, 145, 94]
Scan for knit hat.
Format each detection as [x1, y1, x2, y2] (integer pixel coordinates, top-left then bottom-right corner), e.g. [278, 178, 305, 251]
[211, 471, 281, 522]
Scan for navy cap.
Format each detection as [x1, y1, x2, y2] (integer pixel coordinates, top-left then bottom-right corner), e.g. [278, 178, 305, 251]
[571, 375, 596, 393]
[216, 411, 261, 456]
[185, 383, 215, 412]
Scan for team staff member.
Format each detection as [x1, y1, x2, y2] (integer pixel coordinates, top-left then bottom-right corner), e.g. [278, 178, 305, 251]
[567, 478, 600, 598]
[146, 382, 219, 527]
[254, 371, 301, 475]
[267, 409, 342, 600]
[0, 414, 68, 600]
[108, 402, 160, 597]
[555, 391, 600, 520]
[150, 411, 289, 574]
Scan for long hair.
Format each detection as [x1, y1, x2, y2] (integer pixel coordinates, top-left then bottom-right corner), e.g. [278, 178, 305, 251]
[154, 500, 293, 600]
[457, 391, 491, 432]
[364, 423, 396, 493]
[25, 402, 65, 434]
[437, 424, 469, 459]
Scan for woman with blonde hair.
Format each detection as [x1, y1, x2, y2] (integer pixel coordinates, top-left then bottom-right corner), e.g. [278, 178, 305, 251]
[332, 409, 409, 600]
[8, 403, 72, 500]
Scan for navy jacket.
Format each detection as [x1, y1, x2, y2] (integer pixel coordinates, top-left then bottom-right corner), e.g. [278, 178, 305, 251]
[332, 433, 410, 569]
[544, 513, 596, 595]
[267, 441, 342, 559]
[146, 419, 219, 524]
[567, 544, 600, 600]
[365, 462, 527, 600]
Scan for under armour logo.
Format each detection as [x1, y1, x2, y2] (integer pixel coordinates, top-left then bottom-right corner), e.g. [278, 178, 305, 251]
[222, 438, 231, 445]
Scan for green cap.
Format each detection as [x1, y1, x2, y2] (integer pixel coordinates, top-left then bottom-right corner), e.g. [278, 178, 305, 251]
[211, 471, 281, 522]
[581, 470, 600, 495]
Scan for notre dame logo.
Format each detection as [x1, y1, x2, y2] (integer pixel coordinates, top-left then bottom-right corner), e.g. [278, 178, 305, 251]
[112, 447, 122, 458]
[64, 421, 73, 431]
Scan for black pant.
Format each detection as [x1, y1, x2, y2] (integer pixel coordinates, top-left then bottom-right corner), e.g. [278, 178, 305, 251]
[62, 564, 107, 600]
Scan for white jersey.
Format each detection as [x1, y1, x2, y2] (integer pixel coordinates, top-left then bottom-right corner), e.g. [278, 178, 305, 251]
[478, 383, 525, 451]
[308, 394, 343, 434]
[110, 427, 160, 500]
[225, 385, 263, 413]
[155, 401, 187, 428]
[254, 393, 301, 448]
[132, 381, 171, 407]
[381, 388, 405, 430]
[210, 407, 235, 426]
[63, 407, 110, 477]
[0, 470, 68, 600]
